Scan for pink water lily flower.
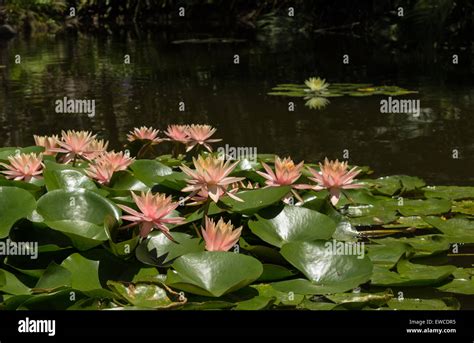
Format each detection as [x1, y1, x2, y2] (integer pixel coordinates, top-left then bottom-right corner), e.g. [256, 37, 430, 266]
[127, 126, 161, 143]
[186, 124, 222, 152]
[201, 216, 242, 252]
[303, 158, 362, 205]
[180, 155, 244, 203]
[51, 130, 96, 162]
[99, 151, 134, 171]
[118, 190, 185, 239]
[0, 152, 44, 182]
[257, 156, 304, 187]
[85, 161, 116, 184]
[33, 135, 59, 155]
[164, 124, 190, 144]
[82, 138, 109, 161]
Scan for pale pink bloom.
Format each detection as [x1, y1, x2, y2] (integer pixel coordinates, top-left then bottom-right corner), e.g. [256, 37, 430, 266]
[98, 151, 134, 171]
[257, 156, 304, 187]
[186, 124, 222, 152]
[164, 124, 190, 144]
[51, 130, 96, 162]
[127, 126, 161, 143]
[118, 190, 185, 239]
[201, 217, 242, 252]
[33, 135, 59, 155]
[83, 138, 109, 160]
[229, 180, 260, 191]
[0, 152, 44, 182]
[180, 155, 244, 203]
[301, 158, 362, 205]
[85, 161, 116, 184]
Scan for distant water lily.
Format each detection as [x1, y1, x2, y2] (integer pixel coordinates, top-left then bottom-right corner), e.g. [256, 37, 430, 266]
[201, 216, 242, 252]
[0, 152, 44, 182]
[33, 135, 59, 155]
[186, 124, 222, 152]
[127, 126, 161, 143]
[305, 96, 330, 110]
[302, 158, 362, 205]
[118, 190, 185, 239]
[180, 155, 244, 203]
[51, 130, 97, 163]
[304, 77, 330, 92]
[165, 124, 190, 144]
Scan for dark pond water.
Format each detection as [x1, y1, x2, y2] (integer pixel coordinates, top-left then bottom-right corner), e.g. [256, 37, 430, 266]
[0, 28, 473, 185]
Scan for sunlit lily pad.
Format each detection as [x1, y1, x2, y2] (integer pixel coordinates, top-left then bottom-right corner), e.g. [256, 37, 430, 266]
[437, 268, 474, 295]
[424, 217, 474, 243]
[280, 241, 373, 293]
[36, 189, 121, 250]
[146, 231, 204, 265]
[424, 186, 474, 200]
[248, 206, 336, 247]
[220, 186, 291, 215]
[166, 251, 263, 297]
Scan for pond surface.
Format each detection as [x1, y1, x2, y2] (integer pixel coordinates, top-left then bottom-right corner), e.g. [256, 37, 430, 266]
[0, 28, 473, 185]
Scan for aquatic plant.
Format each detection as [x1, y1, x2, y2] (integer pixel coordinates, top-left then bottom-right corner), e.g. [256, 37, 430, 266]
[0, 124, 472, 311]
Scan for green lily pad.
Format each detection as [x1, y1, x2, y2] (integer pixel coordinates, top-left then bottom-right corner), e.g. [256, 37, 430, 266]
[437, 268, 474, 295]
[0, 269, 31, 295]
[280, 241, 373, 293]
[36, 189, 120, 250]
[43, 161, 98, 191]
[387, 297, 460, 310]
[423, 217, 474, 243]
[107, 280, 183, 309]
[0, 146, 44, 160]
[220, 186, 291, 215]
[166, 251, 263, 297]
[234, 295, 275, 310]
[248, 206, 336, 248]
[397, 199, 451, 216]
[367, 242, 411, 268]
[424, 186, 474, 200]
[370, 259, 456, 287]
[258, 264, 296, 282]
[371, 235, 450, 257]
[0, 186, 37, 238]
[251, 283, 304, 306]
[452, 200, 474, 215]
[130, 160, 173, 186]
[146, 231, 204, 265]
[35, 262, 72, 290]
[325, 290, 393, 308]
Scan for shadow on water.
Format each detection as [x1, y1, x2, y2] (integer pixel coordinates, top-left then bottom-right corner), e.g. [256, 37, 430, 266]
[0, 28, 473, 185]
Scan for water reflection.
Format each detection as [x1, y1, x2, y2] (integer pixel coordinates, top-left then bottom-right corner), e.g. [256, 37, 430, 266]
[0, 30, 473, 184]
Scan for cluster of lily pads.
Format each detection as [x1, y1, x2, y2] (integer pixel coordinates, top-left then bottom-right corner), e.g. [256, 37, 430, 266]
[0, 124, 472, 310]
[268, 77, 417, 110]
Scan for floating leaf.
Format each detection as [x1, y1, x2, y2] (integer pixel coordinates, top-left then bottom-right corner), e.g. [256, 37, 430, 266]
[387, 297, 460, 310]
[248, 206, 336, 248]
[130, 160, 173, 186]
[258, 264, 296, 282]
[424, 217, 474, 243]
[220, 186, 291, 215]
[234, 295, 274, 310]
[397, 199, 451, 216]
[36, 189, 120, 250]
[0, 186, 37, 238]
[166, 252, 263, 297]
[107, 280, 184, 309]
[0, 269, 31, 295]
[424, 186, 474, 200]
[280, 241, 373, 293]
[146, 231, 204, 265]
